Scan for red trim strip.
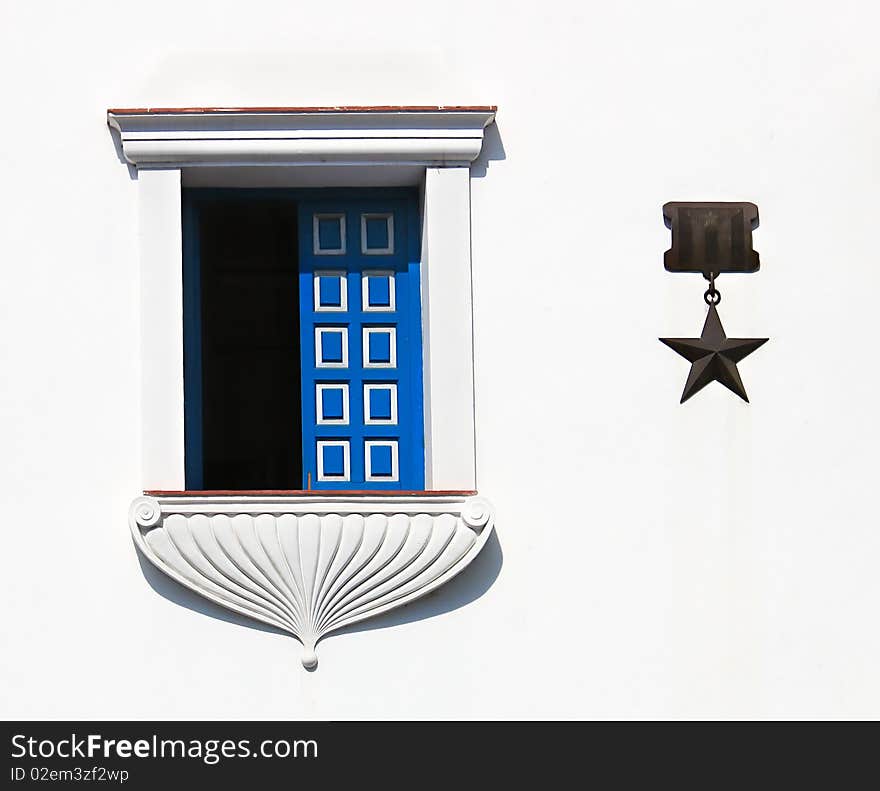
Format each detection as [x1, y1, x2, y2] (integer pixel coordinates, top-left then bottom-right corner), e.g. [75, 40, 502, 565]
[145, 489, 477, 497]
[108, 105, 496, 116]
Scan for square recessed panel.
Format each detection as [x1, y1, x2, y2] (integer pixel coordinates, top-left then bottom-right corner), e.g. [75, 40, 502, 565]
[315, 327, 348, 367]
[365, 440, 399, 482]
[362, 271, 395, 311]
[364, 383, 397, 424]
[313, 213, 346, 255]
[317, 383, 349, 424]
[314, 271, 347, 311]
[363, 327, 396, 368]
[369, 331, 390, 362]
[317, 440, 350, 481]
[361, 213, 394, 255]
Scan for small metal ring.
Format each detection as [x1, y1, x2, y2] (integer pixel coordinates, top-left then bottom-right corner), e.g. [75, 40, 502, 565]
[704, 288, 721, 306]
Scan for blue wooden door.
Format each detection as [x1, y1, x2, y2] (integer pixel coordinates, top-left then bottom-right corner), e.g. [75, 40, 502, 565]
[298, 194, 424, 490]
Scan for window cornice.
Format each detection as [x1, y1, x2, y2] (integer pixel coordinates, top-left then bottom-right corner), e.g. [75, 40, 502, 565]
[107, 106, 497, 168]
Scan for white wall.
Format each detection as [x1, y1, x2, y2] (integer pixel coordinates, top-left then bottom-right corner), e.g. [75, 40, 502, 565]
[1, 0, 879, 719]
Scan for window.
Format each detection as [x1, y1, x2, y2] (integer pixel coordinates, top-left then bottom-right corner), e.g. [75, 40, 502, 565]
[110, 106, 495, 493]
[183, 188, 424, 491]
[114, 106, 498, 665]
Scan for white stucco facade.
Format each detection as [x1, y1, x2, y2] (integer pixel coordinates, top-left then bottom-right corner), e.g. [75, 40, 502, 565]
[2, 0, 879, 719]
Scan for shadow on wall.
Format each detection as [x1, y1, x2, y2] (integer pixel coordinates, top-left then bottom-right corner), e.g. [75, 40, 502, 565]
[135, 529, 504, 645]
[471, 121, 506, 179]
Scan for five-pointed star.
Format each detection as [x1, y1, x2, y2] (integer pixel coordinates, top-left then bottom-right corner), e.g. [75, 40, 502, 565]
[660, 305, 768, 403]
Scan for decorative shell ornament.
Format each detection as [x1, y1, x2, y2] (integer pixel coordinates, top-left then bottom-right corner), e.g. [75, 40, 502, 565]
[130, 495, 494, 668]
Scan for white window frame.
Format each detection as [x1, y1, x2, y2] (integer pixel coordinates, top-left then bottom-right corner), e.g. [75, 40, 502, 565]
[111, 106, 495, 491]
[316, 440, 351, 482]
[313, 270, 348, 312]
[315, 326, 350, 368]
[360, 212, 394, 255]
[316, 383, 350, 425]
[312, 213, 347, 255]
[363, 383, 398, 425]
[364, 440, 400, 482]
[362, 326, 397, 368]
[361, 270, 396, 312]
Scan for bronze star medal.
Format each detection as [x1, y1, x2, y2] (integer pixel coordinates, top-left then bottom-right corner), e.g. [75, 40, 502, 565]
[660, 305, 768, 403]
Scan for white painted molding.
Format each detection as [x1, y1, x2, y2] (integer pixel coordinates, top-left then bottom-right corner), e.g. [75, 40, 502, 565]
[108, 108, 496, 168]
[421, 167, 476, 488]
[130, 494, 494, 668]
[139, 169, 185, 489]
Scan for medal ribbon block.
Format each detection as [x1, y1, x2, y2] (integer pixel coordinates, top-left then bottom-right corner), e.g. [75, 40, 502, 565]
[659, 202, 768, 403]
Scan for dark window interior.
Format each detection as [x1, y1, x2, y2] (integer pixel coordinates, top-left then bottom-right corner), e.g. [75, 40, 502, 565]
[197, 198, 301, 489]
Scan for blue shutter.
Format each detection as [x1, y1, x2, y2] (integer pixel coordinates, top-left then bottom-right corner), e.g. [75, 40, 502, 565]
[299, 194, 425, 490]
